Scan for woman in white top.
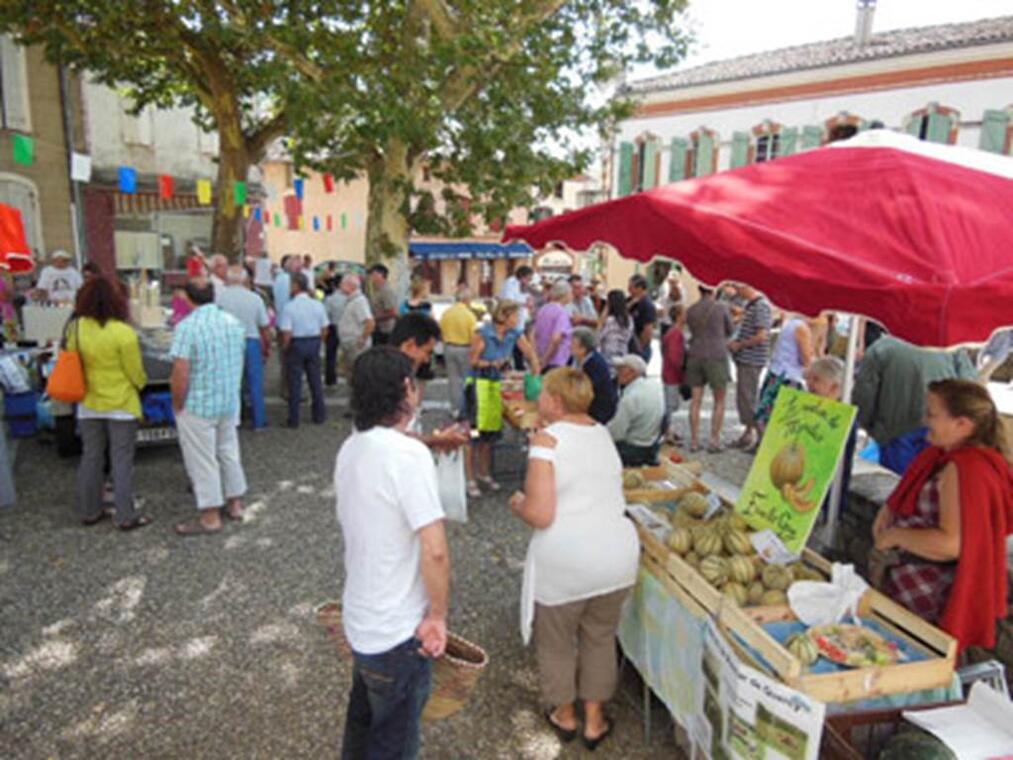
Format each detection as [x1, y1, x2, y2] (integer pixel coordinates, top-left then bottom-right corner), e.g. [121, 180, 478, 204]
[509, 368, 639, 751]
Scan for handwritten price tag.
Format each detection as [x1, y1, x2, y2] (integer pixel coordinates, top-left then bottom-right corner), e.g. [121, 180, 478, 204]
[750, 530, 799, 565]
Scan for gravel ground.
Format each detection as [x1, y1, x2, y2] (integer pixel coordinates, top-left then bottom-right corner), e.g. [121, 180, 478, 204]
[0, 356, 754, 759]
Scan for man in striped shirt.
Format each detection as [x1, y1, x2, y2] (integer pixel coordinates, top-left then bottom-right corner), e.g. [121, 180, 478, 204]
[728, 283, 772, 450]
[171, 279, 248, 536]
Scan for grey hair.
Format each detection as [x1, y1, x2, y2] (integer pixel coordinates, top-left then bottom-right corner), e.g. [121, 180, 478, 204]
[225, 265, 248, 285]
[808, 356, 844, 384]
[550, 280, 570, 300]
[209, 253, 228, 268]
[455, 284, 472, 302]
[572, 326, 598, 352]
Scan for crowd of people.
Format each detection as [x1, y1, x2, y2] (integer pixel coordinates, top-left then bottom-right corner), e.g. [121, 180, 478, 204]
[20, 245, 1010, 758]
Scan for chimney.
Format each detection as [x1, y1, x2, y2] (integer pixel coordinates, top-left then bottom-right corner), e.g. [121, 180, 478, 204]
[854, 0, 876, 46]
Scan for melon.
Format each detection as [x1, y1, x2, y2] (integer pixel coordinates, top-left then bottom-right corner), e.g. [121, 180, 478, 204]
[679, 491, 710, 519]
[727, 513, 749, 532]
[727, 555, 757, 584]
[761, 564, 793, 592]
[722, 582, 748, 607]
[786, 632, 819, 666]
[684, 551, 700, 569]
[693, 529, 724, 557]
[669, 510, 702, 530]
[724, 530, 754, 556]
[770, 443, 806, 489]
[623, 471, 646, 489]
[746, 581, 765, 606]
[760, 589, 787, 606]
[699, 556, 729, 587]
[666, 527, 693, 556]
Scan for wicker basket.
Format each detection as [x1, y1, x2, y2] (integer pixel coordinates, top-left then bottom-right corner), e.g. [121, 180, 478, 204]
[314, 600, 488, 722]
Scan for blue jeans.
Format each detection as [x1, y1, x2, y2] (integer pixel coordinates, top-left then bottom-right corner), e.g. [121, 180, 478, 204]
[286, 336, 325, 426]
[243, 338, 267, 429]
[341, 636, 432, 760]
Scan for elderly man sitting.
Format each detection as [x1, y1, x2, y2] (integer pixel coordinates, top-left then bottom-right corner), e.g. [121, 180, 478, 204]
[570, 326, 616, 424]
[607, 354, 665, 467]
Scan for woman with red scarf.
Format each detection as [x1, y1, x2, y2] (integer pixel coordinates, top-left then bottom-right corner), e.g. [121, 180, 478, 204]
[873, 379, 1012, 652]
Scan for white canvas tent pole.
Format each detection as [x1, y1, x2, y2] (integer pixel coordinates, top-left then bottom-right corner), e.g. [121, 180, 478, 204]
[817, 314, 860, 550]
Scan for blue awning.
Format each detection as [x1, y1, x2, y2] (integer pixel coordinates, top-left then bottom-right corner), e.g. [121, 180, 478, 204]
[409, 240, 533, 261]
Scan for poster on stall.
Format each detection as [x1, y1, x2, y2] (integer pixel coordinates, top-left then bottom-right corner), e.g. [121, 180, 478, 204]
[735, 387, 856, 554]
[701, 618, 825, 760]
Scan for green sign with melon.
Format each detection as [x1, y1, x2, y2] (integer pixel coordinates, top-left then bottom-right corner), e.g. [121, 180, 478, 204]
[736, 387, 857, 554]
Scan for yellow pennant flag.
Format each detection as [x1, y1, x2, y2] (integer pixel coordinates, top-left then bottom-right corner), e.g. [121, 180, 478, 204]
[197, 179, 212, 205]
[243, 205, 251, 218]
[298, 215, 305, 230]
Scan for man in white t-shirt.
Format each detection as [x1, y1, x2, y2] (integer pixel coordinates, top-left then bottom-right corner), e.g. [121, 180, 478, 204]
[336, 346, 450, 758]
[34, 250, 83, 304]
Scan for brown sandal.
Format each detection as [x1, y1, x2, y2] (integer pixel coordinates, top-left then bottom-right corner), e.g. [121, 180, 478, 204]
[175, 518, 222, 537]
[116, 514, 154, 532]
[82, 506, 114, 526]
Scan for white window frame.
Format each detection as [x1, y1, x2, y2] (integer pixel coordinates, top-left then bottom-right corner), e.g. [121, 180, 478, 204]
[0, 173, 45, 256]
[0, 35, 32, 132]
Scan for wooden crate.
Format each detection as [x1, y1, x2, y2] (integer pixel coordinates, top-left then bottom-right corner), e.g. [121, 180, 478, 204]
[623, 461, 704, 504]
[630, 475, 957, 703]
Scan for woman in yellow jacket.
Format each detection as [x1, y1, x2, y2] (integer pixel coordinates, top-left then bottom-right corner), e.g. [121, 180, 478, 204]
[68, 277, 152, 530]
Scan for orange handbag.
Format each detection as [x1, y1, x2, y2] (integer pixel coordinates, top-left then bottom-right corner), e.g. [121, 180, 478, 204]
[46, 319, 86, 403]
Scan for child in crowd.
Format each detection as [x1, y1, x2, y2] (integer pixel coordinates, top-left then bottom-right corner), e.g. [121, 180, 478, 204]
[661, 304, 686, 443]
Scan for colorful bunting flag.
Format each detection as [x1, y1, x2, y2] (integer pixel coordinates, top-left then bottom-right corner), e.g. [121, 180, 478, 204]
[273, 212, 281, 227]
[253, 207, 263, 223]
[234, 180, 247, 206]
[341, 212, 347, 230]
[243, 205, 251, 218]
[159, 175, 174, 200]
[323, 173, 335, 193]
[118, 167, 137, 194]
[312, 216, 320, 231]
[197, 179, 212, 205]
[298, 215, 305, 230]
[294, 178, 304, 200]
[12, 134, 34, 166]
[326, 215, 333, 231]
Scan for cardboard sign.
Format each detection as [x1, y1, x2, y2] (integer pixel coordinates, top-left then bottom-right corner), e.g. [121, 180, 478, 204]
[736, 387, 856, 554]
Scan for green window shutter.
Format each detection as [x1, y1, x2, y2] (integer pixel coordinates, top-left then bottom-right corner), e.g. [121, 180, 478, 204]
[730, 131, 750, 168]
[980, 109, 1010, 154]
[695, 133, 715, 176]
[779, 127, 798, 156]
[642, 140, 659, 189]
[668, 137, 688, 182]
[800, 125, 823, 150]
[925, 111, 953, 144]
[617, 141, 634, 197]
[906, 116, 923, 136]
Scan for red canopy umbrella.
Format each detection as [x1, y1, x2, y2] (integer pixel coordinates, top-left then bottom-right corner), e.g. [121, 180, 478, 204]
[0, 203, 34, 274]
[505, 131, 1013, 348]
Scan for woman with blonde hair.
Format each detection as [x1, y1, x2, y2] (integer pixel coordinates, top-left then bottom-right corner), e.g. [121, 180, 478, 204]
[510, 367, 639, 751]
[873, 379, 1012, 652]
[463, 300, 540, 496]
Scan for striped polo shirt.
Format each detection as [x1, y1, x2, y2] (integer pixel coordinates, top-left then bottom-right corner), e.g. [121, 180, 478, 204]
[735, 296, 773, 367]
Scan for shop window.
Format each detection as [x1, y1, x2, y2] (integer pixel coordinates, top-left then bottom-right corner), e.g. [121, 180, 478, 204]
[905, 103, 960, 144]
[0, 35, 31, 132]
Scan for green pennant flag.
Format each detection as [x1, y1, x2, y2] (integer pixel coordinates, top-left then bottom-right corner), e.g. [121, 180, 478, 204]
[273, 212, 281, 227]
[234, 181, 247, 207]
[12, 134, 34, 166]
[340, 212, 347, 230]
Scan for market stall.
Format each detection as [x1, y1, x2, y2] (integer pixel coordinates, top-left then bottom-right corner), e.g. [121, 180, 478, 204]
[502, 132, 1013, 756]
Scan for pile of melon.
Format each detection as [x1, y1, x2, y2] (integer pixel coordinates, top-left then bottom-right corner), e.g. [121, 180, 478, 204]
[662, 491, 822, 607]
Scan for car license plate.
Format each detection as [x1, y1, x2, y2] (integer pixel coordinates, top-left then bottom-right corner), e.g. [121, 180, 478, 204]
[137, 426, 177, 443]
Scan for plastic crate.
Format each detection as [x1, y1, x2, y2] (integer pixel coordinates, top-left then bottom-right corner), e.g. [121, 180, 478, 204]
[4, 391, 38, 418]
[8, 415, 37, 438]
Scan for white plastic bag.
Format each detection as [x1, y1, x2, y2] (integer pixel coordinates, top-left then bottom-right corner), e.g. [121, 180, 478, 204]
[787, 563, 869, 627]
[436, 450, 468, 523]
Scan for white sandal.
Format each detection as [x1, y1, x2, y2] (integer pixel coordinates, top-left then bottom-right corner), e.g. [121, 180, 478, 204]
[477, 476, 501, 492]
[467, 481, 482, 499]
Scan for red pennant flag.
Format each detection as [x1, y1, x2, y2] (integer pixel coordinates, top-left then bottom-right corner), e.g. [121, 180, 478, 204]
[158, 175, 174, 200]
[323, 173, 335, 193]
[326, 214, 333, 231]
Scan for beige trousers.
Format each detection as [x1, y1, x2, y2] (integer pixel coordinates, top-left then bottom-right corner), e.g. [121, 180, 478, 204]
[533, 587, 631, 708]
